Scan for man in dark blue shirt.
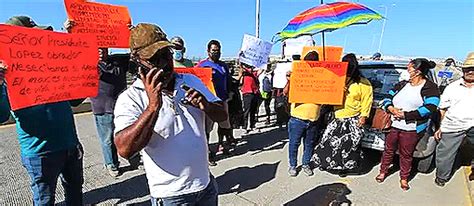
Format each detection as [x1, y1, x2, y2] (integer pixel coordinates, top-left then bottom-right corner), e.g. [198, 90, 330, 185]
[197, 40, 236, 165]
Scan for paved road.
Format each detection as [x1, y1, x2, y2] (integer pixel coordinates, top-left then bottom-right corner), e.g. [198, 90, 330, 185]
[0, 112, 472, 205]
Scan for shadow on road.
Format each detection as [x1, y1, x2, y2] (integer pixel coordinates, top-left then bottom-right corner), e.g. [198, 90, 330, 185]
[216, 162, 280, 195]
[212, 127, 288, 162]
[284, 183, 352, 206]
[82, 174, 150, 205]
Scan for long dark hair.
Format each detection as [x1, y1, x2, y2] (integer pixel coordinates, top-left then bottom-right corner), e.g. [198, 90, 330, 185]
[342, 53, 361, 83]
[410, 58, 436, 78]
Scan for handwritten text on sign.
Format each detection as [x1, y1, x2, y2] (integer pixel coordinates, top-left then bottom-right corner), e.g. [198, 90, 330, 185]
[64, 0, 131, 48]
[0, 24, 99, 110]
[175, 67, 216, 95]
[289, 61, 348, 105]
[239, 34, 273, 68]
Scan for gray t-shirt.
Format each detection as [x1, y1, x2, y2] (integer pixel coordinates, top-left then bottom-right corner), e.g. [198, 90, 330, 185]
[391, 81, 425, 131]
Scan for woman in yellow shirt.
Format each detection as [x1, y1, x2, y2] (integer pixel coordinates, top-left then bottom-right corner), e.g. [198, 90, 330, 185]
[312, 53, 373, 175]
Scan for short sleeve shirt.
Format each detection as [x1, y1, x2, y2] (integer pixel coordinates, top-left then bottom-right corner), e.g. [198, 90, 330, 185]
[114, 73, 220, 198]
[196, 59, 229, 100]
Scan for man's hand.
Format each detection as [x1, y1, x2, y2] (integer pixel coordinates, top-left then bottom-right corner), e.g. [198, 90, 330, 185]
[63, 19, 75, 33]
[139, 66, 164, 110]
[357, 116, 367, 127]
[0, 61, 6, 85]
[434, 129, 442, 141]
[183, 86, 209, 111]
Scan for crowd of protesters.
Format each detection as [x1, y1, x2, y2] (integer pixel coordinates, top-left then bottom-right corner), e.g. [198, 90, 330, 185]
[0, 15, 473, 206]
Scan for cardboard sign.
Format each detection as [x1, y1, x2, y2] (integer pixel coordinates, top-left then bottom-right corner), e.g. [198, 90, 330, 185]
[289, 61, 348, 105]
[302, 46, 343, 62]
[273, 62, 292, 89]
[64, 0, 131, 48]
[0, 24, 99, 110]
[438, 70, 453, 78]
[175, 67, 216, 95]
[239, 34, 273, 68]
[283, 35, 314, 58]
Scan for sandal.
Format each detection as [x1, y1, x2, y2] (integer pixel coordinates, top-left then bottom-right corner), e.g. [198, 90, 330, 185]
[400, 179, 410, 191]
[375, 173, 386, 183]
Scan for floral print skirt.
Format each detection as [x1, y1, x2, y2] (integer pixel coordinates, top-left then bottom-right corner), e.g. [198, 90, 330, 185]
[312, 116, 364, 170]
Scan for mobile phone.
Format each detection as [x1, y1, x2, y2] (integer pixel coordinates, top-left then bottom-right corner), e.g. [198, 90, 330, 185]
[180, 84, 192, 105]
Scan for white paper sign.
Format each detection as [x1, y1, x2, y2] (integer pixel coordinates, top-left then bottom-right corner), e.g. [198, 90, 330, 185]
[273, 62, 292, 89]
[239, 34, 273, 68]
[283, 35, 314, 58]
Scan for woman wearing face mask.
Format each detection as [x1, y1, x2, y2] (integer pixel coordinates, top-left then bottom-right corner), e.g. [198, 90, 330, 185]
[376, 58, 440, 191]
[312, 53, 373, 176]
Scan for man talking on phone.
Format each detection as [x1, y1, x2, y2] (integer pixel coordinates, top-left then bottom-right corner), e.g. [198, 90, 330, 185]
[113, 23, 227, 206]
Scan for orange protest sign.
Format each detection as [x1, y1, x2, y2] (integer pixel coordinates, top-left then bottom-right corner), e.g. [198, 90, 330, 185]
[289, 61, 348, 105]
[64, 0, 131, 48]
[0, 24, 99, 110]
[175, 67, 216, 95]
[302, 46, 343, 61]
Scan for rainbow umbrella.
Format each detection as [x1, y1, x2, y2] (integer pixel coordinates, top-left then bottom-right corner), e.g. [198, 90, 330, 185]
[277, 2, 383, 40]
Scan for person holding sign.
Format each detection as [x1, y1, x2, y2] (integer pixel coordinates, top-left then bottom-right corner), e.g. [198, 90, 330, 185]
[0, 16, 84, 206]
[238, 62, 263, 134]
[197, 40, 235, 165]
[170, 36, 194, 68]
[313, 54, 373, 176]
[65, 20, 133, 177]
[113, 23, 226, 206]
[376, 58, 439, 191]
[286, 51, 321, 177]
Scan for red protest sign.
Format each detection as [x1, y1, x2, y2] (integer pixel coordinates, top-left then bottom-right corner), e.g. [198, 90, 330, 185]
[175, 67, 216, 95]
[289, 61, 348, 105]
[0, 24, 99, 110]
[64, 0, 131, 48]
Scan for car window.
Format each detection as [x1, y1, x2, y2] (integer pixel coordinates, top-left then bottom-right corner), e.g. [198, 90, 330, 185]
[359, 66, 405, 101]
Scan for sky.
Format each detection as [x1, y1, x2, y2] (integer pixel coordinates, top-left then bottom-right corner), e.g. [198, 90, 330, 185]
[0, 0, 473, 61]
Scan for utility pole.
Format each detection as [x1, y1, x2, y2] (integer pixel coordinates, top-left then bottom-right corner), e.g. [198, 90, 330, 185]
[256, 0, 261, 38]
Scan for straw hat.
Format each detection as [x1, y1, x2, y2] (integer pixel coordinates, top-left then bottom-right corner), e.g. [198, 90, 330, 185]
[462, 52, 474, 68]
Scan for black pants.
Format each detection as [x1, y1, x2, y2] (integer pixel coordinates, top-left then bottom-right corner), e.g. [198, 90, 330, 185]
[243, 93, 259, 129]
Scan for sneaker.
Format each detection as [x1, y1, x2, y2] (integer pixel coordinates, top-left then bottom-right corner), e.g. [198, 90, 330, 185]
[106, 165, 120, 178]
[209, 160, 217, 167]
[435, 177, 447, 187]
[288, 166, 297, 177]
[302, 165, 314, 176]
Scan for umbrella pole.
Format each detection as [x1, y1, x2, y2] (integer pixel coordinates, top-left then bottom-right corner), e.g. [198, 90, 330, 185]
[320, 0, 325, 61]
[322, 32, 326, 61]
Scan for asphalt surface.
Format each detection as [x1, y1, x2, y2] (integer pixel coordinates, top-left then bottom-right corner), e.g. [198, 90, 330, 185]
[0, 109, 472, 206]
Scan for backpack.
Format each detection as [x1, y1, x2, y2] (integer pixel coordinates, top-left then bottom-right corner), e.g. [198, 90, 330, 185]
[262, 76, 272, 93]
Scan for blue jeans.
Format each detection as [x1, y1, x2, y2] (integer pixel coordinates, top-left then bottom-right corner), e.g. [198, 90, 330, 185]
[288, 117, 317, 167]
[21, 145, 84, 206]
[151, 175, 218, 206]
[94, 113, 119, 169]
